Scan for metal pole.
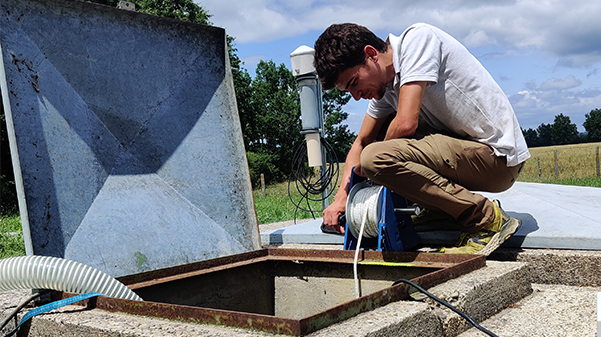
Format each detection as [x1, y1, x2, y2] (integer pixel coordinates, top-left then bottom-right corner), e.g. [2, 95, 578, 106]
[554, 149, 559, 179]
[596, 146, 599, 178]
[317, 80, 329, 209]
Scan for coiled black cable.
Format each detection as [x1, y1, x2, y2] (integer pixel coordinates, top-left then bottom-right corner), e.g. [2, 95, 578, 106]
[288, 136, 339, 221]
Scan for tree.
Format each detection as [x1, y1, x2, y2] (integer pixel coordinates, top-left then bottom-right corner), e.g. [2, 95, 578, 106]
[322, 88, 355, 161]
[238, 61, 357, 186]
[242, 60, 303, 184]
[551, 113, 578, 145]
[522, 127, 539, 148]
[133, 0, 212, 24]
[536, 123, 553, 147]
[0, 107, 17, 215]
[583, 108, 601, 142]
[89, 0, 212, 25]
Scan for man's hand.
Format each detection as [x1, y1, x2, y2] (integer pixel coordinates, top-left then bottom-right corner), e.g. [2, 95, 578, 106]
[322, 198, 347, 233]
[320, 114, 388, 234]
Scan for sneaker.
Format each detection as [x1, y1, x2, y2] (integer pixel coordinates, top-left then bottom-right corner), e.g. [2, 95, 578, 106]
[441, 200, 521, 256]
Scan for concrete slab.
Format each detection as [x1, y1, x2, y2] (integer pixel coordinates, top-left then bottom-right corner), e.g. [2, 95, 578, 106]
[260, 219, 461, 246]
[261, 219, 343, 245]
[479, 182, 601, 250]
[261, 182, 601, 251]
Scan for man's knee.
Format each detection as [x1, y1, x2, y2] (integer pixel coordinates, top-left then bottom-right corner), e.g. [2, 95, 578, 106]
[360, 141, 398, 179]
[360, 144, 378, 178]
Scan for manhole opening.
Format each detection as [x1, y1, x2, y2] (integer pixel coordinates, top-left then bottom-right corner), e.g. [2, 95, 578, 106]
[53, 248, 485, 336]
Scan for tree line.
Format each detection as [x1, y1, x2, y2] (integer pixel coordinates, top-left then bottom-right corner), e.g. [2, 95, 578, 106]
[0, 0, 356, 214]
[522, 109, 601, 147]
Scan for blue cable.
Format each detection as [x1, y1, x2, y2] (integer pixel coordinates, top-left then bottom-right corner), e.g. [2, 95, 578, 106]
[18, 292, 106, 327]
[2, 292, 106, 337]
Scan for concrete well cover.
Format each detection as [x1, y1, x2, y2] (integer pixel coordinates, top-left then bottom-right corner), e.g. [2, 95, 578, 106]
[0, 0, 260, 277]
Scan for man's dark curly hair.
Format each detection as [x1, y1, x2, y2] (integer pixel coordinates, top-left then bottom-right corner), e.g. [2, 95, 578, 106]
[314, 23, 388, 90]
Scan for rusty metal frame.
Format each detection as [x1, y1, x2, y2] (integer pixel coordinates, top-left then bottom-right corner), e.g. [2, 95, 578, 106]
[52, 248, 485, 336]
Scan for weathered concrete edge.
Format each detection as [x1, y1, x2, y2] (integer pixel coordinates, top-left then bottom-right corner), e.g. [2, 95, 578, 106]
[426, 261, 532, 337]
[491, 248, 601, 286]
[308, 261, 530, 337]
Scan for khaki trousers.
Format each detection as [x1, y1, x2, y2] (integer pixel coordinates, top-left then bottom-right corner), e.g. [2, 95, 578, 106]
[360, 134, 523, 232]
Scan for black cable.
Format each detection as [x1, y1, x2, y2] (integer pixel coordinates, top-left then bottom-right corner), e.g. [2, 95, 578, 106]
[392, 279, 499, 337]
[1, 291, 46, 337]
[3, 324, 18, 337]
[288, 136, 339, 221]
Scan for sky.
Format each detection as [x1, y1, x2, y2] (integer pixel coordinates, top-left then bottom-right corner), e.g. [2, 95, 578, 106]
[196, 0, 601, 134]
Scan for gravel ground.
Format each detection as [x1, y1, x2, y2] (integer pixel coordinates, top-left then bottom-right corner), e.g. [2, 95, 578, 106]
[458, 283, 598, 337]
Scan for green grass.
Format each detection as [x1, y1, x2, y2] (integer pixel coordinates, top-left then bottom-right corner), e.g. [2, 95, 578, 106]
[519, 142, 601, 182]
[253, 181, 335, 225]
[525, 177, 601, 187]
[0, 213, 25, 258]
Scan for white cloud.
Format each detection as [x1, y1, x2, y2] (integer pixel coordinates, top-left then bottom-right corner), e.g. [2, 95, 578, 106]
[538, 75, 582, 91]
[463, 29, 496, 48]
[194, 0, 601, 131]
[510, 81, 601, 131]
[197, 0, 601, 67]
[240, 54, 266, 69]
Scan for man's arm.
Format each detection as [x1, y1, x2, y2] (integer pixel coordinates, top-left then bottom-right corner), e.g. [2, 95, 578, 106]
[322, 114, 387, 230]
[384, 81, 427, 140]
[322, 81, 427, 230]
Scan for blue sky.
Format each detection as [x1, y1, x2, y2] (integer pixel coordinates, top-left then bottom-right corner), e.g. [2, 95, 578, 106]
[197, 0, 601, 134]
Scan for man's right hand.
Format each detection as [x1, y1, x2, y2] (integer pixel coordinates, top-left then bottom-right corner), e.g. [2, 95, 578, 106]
[322, 197, 347, 233]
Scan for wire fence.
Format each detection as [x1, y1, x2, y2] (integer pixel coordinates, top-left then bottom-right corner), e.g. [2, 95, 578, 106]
[519, 143, 601, 182]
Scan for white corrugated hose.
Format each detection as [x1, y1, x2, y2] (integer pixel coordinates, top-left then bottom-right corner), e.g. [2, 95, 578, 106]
[0, 255, 142, 301]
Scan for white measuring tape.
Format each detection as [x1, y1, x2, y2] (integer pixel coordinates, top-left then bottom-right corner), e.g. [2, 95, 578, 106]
[346, 182, 383, 239]
[347, 182, 384, 299]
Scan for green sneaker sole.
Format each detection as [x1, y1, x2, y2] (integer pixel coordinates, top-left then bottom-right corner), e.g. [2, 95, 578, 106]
[478, 210, 522, 256]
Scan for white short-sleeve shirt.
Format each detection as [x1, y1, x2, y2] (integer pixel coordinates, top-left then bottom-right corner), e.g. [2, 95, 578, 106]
[367, 23, 530, 167]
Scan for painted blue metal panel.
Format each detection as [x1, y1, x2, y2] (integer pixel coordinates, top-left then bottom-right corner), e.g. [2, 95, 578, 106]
[0, 0, 259, 277]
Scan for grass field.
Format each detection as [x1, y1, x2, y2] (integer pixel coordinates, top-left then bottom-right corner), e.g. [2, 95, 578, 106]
[253, 177, 337, 225]
[0, 214, 25, 258]
[1, 143, 600, 257]
[519, 142, 601, 187]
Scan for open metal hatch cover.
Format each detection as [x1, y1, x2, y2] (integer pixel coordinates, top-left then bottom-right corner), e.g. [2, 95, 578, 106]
[53, 249, 485, 336]
[0, 0, 260, 278]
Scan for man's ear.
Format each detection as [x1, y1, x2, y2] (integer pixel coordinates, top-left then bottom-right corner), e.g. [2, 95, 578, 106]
[364, 45, 378, 62]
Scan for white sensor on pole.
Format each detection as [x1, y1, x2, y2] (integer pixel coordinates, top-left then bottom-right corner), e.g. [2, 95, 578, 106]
[290, 45, 323, 167]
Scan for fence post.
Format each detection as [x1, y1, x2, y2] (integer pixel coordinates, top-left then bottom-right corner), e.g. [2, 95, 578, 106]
[554, 150, 559, 179]
[537, 157, 541, 182]
[596, 146, 599, 178]
[260, 173, 266, 196]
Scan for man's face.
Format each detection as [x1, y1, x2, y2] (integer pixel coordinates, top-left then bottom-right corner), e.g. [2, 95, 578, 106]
[335, 59, 387, 101]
